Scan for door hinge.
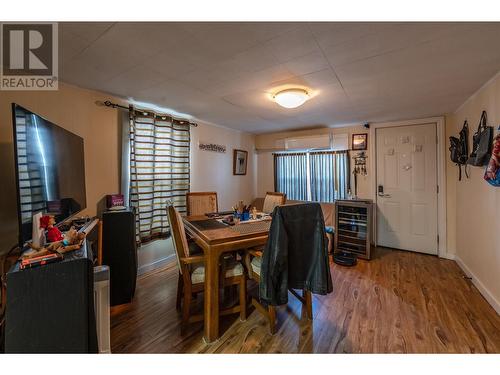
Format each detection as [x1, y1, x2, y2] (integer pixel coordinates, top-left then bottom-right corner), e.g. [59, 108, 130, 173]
[437, 185, 439, 194]
[437, 235, 440, 244]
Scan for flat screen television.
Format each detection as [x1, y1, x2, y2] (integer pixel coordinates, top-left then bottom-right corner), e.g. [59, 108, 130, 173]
[12, 104, 86, 247]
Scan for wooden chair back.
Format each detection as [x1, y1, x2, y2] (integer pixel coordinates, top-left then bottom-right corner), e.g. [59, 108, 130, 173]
[262, 192, 287, 214]
[186, 192, 218, 216]
[167, 205, 190, 274]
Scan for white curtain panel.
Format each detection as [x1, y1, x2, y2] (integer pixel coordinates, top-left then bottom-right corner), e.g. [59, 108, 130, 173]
[129, 109, 190, 244]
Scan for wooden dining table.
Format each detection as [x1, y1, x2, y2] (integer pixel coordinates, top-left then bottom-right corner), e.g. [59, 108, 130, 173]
[182, 215, 271, 343]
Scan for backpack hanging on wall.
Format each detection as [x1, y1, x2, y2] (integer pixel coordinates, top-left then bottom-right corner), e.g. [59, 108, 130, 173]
[484, 132, 500, 187]
[467, 111, 493, 167]
[449, 120, 469, 180]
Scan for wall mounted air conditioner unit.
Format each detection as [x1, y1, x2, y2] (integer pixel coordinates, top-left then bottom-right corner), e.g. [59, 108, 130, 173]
[331, 133, 349, 151]
[284, 134, 331, 150]
[274, 138, 286, 149]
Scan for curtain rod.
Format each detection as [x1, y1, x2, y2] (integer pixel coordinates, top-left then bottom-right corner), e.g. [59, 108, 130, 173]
[273, 149, 348, 156]
[95, 100, 198, 127]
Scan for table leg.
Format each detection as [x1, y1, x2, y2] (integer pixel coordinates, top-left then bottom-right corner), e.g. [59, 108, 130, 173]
[204, 248, 220, 343]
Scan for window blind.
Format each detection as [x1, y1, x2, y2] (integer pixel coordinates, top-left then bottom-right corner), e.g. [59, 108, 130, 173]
[274, 152, 308, 201]
[274, 150, 350, 203]
[309, 150, 349, 202]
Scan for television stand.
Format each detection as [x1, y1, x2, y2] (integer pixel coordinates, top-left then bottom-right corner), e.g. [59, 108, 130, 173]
[5, 240, 98, 353]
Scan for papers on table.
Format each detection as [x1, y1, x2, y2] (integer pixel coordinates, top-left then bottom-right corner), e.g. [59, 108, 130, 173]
[216, 212, 271, 226]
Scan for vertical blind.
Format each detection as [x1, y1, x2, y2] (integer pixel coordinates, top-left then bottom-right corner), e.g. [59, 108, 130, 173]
[274, 150, 350, 202]
[129, 109, 191, 244]
[310, 151, 349, 202]
[274, 152, 308, 201]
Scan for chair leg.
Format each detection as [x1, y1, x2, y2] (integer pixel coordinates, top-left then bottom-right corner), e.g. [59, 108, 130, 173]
[304, 290, 313, 320]
[182, 284, 192, 326]
[268, 305, 277, 335]
[239, 276, 247, 321]
[176, 273, 183, 311]
[223, 286, 232, 303]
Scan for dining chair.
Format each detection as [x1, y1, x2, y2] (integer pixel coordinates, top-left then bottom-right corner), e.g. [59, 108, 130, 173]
[262, 192, 286, 214]
[186, 192, 218, 216]
[244, 251, 311, 334]
[245, 205, 324, 335]
[167, 204, 247, 327]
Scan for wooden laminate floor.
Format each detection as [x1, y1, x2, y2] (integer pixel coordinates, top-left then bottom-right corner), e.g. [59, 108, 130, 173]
[110, 248, 500, 353]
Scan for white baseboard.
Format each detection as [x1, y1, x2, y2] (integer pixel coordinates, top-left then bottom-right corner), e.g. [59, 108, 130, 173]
[454, 255, 500, 315]
[137, 254, 175, 276]
[439, 252, 455, 260]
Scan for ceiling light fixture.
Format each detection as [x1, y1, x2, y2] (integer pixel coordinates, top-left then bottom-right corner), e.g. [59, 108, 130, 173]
[273, 88, 309, 109]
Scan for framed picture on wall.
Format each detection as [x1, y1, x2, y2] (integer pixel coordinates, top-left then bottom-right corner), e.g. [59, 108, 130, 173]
[352, 133, 368, 150]
[233, 149, 248, 175]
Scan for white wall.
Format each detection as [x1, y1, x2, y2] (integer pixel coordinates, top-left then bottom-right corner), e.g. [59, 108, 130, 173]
[190, 122, 257, 210]
[445, 72, 500, 314]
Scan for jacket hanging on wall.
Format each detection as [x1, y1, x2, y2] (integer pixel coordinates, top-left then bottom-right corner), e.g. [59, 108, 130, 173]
[467, 111, 493, 166]
[449, 120, 469, 180]
[484, 132, 500, 187]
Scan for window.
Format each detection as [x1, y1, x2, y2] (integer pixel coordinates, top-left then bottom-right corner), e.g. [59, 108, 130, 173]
[274, 150, 350, 202]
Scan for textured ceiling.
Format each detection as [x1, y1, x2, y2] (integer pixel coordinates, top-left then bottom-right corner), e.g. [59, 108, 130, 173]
[60, 22, 500, 133]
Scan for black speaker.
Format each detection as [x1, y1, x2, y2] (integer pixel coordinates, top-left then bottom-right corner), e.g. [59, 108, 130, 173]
[102, 209, 137, 306]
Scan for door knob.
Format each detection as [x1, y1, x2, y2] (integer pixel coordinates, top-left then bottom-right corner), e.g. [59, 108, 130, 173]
[378, 185, 391, 198]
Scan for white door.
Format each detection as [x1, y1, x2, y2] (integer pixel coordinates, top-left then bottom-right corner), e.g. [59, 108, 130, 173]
[376, 123, 438, 254]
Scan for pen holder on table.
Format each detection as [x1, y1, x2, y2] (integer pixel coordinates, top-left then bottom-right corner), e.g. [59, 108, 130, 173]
[234, 211, 250, 221]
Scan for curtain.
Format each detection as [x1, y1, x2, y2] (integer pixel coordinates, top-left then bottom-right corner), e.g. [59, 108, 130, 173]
[129, 108, 190, 244]
[274, 152, 308, 200]
[310, 151, 349, 202]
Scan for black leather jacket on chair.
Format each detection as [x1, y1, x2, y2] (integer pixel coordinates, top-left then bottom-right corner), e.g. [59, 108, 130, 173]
[259, 203, 333, 306]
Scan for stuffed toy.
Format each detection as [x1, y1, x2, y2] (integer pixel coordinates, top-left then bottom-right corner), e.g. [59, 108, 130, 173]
[40, 215, 64, 243]
[24, 226, 86, 260]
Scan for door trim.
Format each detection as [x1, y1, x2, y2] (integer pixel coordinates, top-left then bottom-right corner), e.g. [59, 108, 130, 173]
[369, 116, 448, 258]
